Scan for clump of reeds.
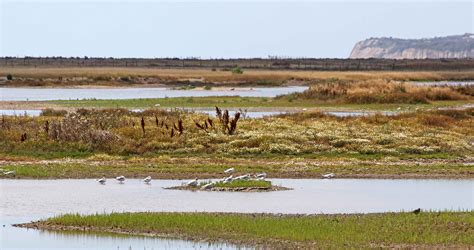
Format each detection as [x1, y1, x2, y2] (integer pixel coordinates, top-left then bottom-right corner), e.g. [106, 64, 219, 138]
[216, 107, 240, 135]
[177, 119, 184, 135]
[169, 119, 184, 138]
[44, 120, 49, 135]
[194, 117, 213, 132]
[194, 107, 240, 135]
[20, 133, 27, 142]
[141, 117, 145, 135]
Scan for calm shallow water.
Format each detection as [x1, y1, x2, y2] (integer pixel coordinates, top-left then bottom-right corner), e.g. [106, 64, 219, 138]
[1, 179, 472, 249]
[0, 109, 42, 116]
[0, 86, 308, 101]
[189, 109, 288, 118]
[187, 109, 398, 118]
[323, 111, 397, 117]
[2, 220, 242, 250]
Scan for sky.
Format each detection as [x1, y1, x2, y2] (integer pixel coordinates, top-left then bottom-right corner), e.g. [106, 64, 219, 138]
[0, 0, 472, 58]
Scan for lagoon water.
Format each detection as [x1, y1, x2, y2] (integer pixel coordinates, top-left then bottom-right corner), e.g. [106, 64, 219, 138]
[1, 178, 472, 249]
[324, 111, 397, 117]
[0, 109, 42, 116]
[190, 109, 288, 118]
[0, 86, 308, 101]
[191, 110, 399, 118]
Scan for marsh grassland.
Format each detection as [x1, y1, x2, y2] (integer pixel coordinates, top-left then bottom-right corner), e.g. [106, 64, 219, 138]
[17, 211, 474, 248]
[1, 80, 473, 179]
[0, 107, 472, 179]
[2, 66, 473, 248]
[1, 67, 474, 87]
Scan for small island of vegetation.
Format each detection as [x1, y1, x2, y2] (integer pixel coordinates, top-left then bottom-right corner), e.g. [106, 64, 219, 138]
[167, 179, 290, 192]
[15, 211, 474, 248]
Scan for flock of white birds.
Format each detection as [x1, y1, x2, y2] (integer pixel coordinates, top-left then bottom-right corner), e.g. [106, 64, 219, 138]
[95, 175, 152, 184]
[184, 167, 270, 190]
[0, 167, 334, 184]
[184, 169, 334, 190]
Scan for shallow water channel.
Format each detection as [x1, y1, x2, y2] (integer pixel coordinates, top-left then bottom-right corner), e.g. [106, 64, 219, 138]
[0, 109, 42, 116]
[0, 86, 308, 101]
[1, 178, 472, 249]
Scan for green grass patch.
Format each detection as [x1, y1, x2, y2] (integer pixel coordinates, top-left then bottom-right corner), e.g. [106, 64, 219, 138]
[0, 108, 472, 179]
[174, 85, 196, 90]
[46, 96, 471, 110]
[36, 211, 474, 248]
[2, 160, 471, 179]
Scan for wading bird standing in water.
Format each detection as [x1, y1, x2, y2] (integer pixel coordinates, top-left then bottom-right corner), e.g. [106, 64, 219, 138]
[223, 175, 233, 183]
[234, 174, 251, 181]
[96, 177, 106, 184]
[187, 178, 198, 187]
[201, 182, 214, 190]
[322, 173, 335, 179]
[143, 176, 152, 184]
[115, 176, 126, 183]
[255, 173, 267, 179]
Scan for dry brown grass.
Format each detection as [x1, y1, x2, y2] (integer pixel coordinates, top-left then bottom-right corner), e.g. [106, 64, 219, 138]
[294, 79, 472, 104]
[1, 108, 472, 159]
[275, 108, 473, 130]
[1, 67, 473, 86]
[420, 115, 455, 127]
[360, 109, 473, 127]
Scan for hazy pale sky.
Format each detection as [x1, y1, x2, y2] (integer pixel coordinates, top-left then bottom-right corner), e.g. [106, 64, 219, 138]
[1, 0, 472, 58]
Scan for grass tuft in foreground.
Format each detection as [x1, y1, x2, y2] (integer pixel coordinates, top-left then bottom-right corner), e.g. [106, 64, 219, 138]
[21, 211, 474, 248]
